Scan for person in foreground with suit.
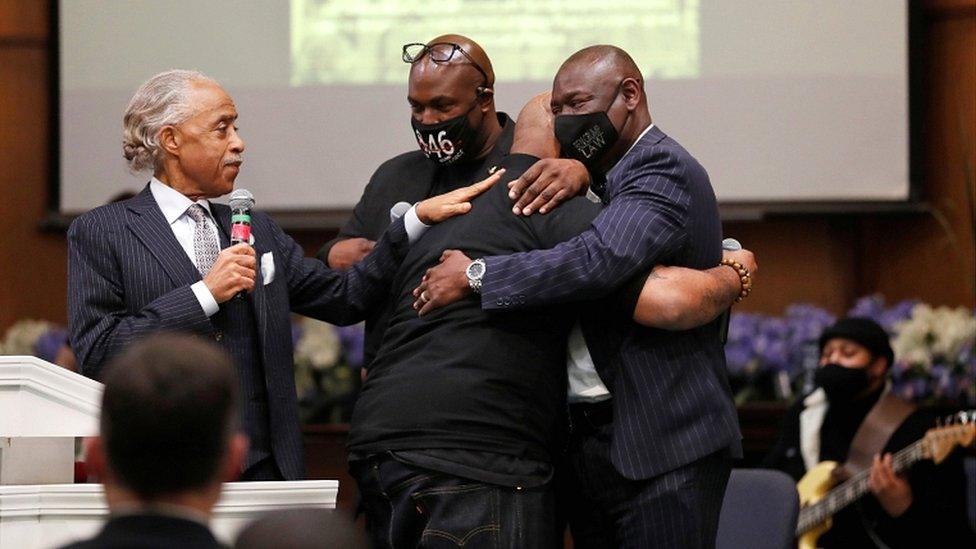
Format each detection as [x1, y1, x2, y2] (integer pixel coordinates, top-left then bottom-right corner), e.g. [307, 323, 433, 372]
[61, 334, 243, 549]
[68, 69, 501, 482]
[416, 45, 748, 547]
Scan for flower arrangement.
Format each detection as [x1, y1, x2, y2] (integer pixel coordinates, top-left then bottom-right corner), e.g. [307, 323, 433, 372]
[0, 319, 69, 362]
[292, 317, 365, 423]
[725, 295, 975, 405]
[888, 304, 976, 405]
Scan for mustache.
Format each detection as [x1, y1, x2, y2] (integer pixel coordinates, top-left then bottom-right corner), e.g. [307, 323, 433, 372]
[224, 156, 243, 166]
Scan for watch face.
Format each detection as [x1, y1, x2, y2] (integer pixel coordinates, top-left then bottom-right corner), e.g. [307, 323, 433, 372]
[467, 261, 485, 279]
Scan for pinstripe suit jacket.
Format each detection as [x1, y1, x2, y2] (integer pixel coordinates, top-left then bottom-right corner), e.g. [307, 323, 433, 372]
[67, 185, 409, 479]
[481, 126, 742, 479]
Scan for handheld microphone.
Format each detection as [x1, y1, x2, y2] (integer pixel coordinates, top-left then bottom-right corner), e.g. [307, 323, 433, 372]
[389, 201, 412, 223]
[229, 189, 255, 245]
[719, 238, 741, 345]
[229, 189, 255, 300]
[722, 238, 742, 252]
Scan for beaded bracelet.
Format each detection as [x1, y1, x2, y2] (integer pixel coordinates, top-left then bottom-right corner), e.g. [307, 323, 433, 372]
[719, 258, 752, 303]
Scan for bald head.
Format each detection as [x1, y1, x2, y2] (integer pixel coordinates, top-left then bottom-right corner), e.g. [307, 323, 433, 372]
[428, 34, 494, 87]
[512, 92, 559, 159]
[408, 34, 494, 91]
[559, 45, 642, 88]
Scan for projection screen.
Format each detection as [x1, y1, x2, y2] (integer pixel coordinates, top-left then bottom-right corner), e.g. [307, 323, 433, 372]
[58, 0, 912, 216]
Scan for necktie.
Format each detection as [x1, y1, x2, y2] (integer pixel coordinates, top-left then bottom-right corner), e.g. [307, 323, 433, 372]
[185, 204, 219, 276]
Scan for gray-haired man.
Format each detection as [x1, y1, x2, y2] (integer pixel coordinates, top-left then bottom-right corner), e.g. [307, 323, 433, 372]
[68, 70, 501, 480]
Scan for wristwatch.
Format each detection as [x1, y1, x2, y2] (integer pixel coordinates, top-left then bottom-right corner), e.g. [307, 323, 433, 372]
[466, 258, 486, 294]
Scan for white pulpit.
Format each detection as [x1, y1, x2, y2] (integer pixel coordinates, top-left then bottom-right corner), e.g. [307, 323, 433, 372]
[0, 356, 338, 548]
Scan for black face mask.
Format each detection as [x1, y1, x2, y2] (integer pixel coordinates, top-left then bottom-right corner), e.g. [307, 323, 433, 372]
[554, 87, 622, 170]
[814, 363, 872, 402]
[411, 99, 481, 166]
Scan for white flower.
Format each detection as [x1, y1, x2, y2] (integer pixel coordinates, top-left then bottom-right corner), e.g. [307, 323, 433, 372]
[892, 304, 976, 370]
[0, 319, 53, 356]
[294, 318, 340, 370]
[930, 307, 976, 359]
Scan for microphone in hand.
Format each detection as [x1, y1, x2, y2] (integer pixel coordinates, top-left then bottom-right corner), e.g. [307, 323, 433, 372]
[229, 189, 255, 299]
[718, 238, 741, 344]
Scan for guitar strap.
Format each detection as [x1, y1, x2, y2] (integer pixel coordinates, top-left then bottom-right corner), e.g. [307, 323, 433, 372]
[836, 392, 916, 479]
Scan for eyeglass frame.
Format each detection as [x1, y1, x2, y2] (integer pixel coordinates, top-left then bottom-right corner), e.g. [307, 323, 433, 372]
[401, 42, 492, 90]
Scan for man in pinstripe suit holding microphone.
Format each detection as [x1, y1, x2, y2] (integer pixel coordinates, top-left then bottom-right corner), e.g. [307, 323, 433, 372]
[417, 46, 751, 547]
[67, 70, 501, 482]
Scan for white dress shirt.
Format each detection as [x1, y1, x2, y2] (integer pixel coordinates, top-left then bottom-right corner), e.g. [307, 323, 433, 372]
[565, 123, 656, 403]
[402, 204, 429, 244]
[150, 178, 221, 317]
[567, 323, 611, 403]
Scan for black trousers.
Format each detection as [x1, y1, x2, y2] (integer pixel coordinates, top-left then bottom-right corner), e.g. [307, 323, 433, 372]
[564, 417, 732, 549]
[240, 455, 283, 481]
[350, 454, 556, 549]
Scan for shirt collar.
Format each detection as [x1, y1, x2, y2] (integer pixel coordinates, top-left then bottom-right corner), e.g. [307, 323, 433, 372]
[150, 177, 214, 225]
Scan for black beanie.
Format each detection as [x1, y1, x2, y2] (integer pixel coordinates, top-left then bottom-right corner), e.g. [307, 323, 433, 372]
[818, 317, 895, 367]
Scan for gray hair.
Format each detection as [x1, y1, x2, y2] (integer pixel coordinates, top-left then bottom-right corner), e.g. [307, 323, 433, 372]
[122, 69, 217, 172]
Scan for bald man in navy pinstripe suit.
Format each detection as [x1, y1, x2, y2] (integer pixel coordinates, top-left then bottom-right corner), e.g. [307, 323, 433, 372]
[417, 46, 750, 547]
[68, 70, 498, 482]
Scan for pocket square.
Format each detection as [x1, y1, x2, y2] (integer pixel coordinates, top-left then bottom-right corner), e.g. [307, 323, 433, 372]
[260, 252, 275, 285]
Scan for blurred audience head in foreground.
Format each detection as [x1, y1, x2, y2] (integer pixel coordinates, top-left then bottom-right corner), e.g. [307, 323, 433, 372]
[87, 333, 246, 512]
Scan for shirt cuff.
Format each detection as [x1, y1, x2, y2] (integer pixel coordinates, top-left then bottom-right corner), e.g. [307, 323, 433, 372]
[191, 281, 219, 317]
[404, 205, 430, 244]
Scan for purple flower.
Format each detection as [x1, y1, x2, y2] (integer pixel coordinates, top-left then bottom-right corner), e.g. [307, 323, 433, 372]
[291, 321, 303, 349]
[847, 295, 886, 323]
[336, 324, 366, 369]
[724, 341, 755, 375]
[878, 300, 917, 332]
[754, 317, 792, 372]
[845, 295, 916, 334]
[725, 313, 764, 375]
[34, 327, 68, 363]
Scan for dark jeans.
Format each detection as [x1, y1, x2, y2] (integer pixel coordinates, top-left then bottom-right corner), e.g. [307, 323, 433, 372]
[564, 419, 732, 549]
[350, 454, 556, 549]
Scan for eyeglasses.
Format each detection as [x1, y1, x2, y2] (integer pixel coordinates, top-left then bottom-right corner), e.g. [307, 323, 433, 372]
[402, 42, 491, 88]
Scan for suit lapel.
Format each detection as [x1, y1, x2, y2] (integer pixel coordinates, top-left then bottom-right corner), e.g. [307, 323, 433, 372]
[126, 185, 202, 288]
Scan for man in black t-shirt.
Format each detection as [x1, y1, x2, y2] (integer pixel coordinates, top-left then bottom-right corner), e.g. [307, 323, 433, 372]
[317, 35, 594, 373]
[347, 94, 753, 549]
